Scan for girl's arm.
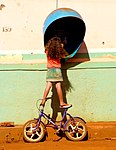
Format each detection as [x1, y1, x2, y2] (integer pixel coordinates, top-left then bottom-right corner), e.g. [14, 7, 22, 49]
[61, 49, 69, 58]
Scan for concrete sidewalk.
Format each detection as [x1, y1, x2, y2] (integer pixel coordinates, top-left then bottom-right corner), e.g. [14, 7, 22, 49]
[0, 122, 116, 143]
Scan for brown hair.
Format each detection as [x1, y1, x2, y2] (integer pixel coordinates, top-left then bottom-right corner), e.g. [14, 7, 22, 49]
[45, 37, 68, 59]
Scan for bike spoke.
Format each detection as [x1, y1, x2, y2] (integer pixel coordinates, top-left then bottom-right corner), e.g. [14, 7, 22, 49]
[36, 131, 41, 137]
[75, 132, 79, 138]
[31, 133, 35, 139]
[30, 124, 34, 131]
[78, 127, 84, 134]
[26, 130, 33, 135]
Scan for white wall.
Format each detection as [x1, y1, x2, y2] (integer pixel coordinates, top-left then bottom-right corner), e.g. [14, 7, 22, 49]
[0, 0, 116, 51]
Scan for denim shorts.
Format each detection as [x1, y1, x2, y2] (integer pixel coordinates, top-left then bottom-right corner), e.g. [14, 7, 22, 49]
[46, 68, 63, 82]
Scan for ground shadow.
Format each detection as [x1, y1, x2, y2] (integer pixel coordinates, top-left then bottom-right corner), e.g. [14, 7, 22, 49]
[50, 41, 90, 120]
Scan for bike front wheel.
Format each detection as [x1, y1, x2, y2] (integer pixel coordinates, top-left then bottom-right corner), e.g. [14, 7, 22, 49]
[65, 117, 87, 141]
[23, 119, 46, 143]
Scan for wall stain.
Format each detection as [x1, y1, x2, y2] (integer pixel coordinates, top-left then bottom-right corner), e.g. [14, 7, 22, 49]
[0, 4, 5, 10]
[102, 54, 116, 59]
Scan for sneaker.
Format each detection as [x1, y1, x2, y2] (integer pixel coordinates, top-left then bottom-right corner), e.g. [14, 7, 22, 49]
[59, 104, 72, 109]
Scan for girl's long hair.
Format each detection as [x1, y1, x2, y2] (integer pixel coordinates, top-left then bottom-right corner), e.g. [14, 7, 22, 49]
[45, 37, 68, 59]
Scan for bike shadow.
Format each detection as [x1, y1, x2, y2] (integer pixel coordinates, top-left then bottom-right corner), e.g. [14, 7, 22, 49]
[51, 41, 90, 121]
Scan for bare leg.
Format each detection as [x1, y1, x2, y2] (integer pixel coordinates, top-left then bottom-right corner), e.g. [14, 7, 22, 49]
[41, 81, 52, 106]
[55, 82, 64, 105]
[55, 82, 71, 107]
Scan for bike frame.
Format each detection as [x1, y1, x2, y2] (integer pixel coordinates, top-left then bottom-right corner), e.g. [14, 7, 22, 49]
[34, 108, 73, 132]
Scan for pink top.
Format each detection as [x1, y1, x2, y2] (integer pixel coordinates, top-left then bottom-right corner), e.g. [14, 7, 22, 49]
[45, 50, 61, 68]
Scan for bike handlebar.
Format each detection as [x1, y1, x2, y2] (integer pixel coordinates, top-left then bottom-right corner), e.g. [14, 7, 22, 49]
[36, 97, 52, 110]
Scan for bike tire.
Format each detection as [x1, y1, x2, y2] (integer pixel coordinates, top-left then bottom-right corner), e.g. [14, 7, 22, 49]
[23, 119, 46, 143]
[65, 117, 87, 141]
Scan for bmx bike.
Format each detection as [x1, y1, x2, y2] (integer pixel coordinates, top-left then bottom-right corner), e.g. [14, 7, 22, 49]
[23, 98, 88, 143]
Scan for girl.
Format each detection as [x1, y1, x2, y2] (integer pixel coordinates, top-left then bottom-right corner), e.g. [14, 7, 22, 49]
[40, 37, 72, 109]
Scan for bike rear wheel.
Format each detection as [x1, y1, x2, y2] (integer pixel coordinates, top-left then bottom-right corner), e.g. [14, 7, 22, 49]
[65, 117, 87, 141]
[23, 119, 46, 143]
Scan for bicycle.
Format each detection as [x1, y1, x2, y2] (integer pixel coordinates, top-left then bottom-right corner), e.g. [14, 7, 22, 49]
[23, 98, 88, 143]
